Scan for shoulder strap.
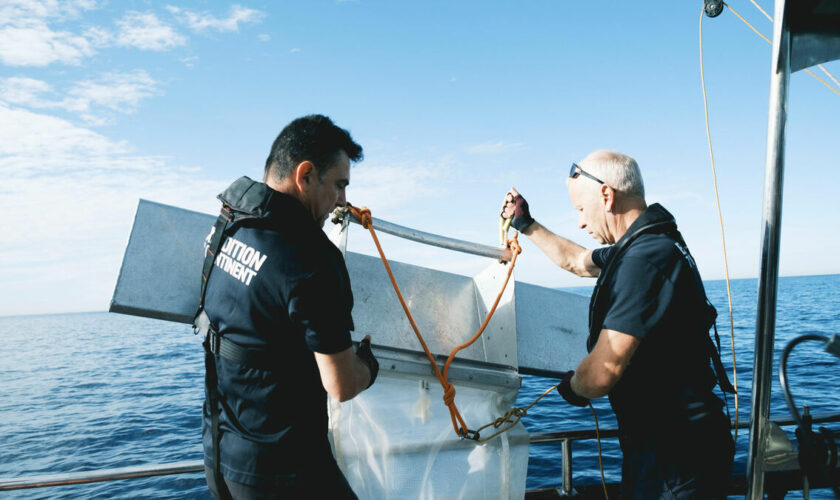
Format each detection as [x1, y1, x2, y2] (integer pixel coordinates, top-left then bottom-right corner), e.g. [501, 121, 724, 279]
[193, 176, 276, 497]
[588, 220, 675, 348]
[196, 206, 233, 321]
[671, 231, 736, 394]
[194, 176, 277, 323]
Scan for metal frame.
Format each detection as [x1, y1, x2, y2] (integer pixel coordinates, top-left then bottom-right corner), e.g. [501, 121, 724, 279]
[343, 212, 514, 262]
[747, 1, 791, 497]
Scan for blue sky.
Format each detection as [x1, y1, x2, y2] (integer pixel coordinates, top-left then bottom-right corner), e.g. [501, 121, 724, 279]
[0, 0, 838, 316]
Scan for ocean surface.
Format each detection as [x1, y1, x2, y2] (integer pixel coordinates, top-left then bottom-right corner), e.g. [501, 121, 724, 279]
[0, 274, 838, 499]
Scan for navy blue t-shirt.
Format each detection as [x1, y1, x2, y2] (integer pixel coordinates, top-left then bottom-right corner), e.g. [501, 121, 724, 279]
[201, 191, 353, 487]
[589, 204, 722, 437]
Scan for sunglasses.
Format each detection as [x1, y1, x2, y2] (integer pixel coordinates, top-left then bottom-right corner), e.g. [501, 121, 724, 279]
[569, 162, 604, 185]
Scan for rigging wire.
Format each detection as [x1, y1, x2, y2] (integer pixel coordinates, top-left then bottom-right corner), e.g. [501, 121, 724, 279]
[590, 403, 609, 500]
[726, 1, 840, 97]
[748, 0, 840, 89]
[699, 8, 740, 445]
[746, 0, 840, 91]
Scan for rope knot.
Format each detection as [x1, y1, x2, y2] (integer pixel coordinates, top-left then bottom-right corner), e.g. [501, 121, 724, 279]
[507, 233, 522, 255]
[442, 383, 456, 407]
[346, 203, 373, 229]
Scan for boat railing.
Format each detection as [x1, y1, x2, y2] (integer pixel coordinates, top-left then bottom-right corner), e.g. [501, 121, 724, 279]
[2, 411, 837, 494]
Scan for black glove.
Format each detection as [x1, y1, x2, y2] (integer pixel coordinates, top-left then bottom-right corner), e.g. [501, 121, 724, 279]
[557, 370, 589, 407]
[355, 337, 379, 389]
[507, 193, 535, 232]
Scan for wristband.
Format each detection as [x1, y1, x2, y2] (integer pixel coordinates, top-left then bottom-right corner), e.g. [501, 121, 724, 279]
[355, 337, 379, 389]
[557, 370, 589, 407]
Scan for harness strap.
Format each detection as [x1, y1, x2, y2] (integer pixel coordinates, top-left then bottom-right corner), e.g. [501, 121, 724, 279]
[590, 219, 735, 395]
[672, 235, 737, 395]
[196, 206, 233, 500]
[208, 328, 275, 369]
[193, 178, 283, 496]
[202, 332, 229, 498]
[198, 207, 232, 314]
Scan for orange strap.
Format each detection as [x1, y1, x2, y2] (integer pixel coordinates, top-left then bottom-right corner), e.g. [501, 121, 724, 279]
[346, 204, 522, 438]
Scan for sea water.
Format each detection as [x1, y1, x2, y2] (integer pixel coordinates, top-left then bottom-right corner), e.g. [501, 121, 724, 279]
[0, 274, 838, 499]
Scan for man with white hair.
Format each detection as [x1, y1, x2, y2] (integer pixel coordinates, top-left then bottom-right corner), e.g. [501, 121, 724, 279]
[503, 150, 734, 499]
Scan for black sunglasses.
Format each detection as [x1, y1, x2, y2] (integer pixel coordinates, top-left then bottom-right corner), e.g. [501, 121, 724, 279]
[569, 162, 605, 185]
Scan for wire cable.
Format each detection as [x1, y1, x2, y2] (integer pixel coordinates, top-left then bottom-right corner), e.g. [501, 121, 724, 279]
[589, 403, 610, 500]
[779, 333, 840, 499]
[726, 2, 840, 97]
[747, 0, 840, 90]
[699, 8, 740, 446]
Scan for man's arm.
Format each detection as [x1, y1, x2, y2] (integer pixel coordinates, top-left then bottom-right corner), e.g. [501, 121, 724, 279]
[502, 188, 600, 277]
[314, 336, 373, 402]
[521, 221, 600, 277]
[570, 328, 640, 399]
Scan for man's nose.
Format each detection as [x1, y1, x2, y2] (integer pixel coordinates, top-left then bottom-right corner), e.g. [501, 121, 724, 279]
[336, 189, 347, 207]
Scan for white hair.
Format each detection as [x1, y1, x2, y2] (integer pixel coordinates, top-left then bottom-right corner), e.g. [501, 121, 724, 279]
[577, 150, 645, 199]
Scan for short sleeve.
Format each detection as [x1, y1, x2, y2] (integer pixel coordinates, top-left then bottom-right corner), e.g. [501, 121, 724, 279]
[591, 246, 614, 269]
[287, 268, 354, 354]
[600, 256, 675, 340]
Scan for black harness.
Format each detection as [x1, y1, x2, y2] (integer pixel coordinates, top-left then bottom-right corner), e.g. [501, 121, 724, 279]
[587, 217, 736, 395]
[193, 176, 281, 493]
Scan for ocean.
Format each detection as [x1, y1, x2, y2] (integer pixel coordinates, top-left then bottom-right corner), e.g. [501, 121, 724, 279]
[1, 274, 838, 499]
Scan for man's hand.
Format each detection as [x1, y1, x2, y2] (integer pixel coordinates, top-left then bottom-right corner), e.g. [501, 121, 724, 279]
[355, 335, 379, 389]
[556, 370, 589, 407]
[501, 187, 535, 232]
[315, 334, 378, 401]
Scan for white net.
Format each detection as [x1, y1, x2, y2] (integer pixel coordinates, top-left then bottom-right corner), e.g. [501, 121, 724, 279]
[329, 373, 529, 499]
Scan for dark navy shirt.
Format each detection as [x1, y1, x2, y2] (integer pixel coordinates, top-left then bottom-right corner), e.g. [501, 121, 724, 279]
[202, 191, 353, 487]
[589, 204, 722, 438]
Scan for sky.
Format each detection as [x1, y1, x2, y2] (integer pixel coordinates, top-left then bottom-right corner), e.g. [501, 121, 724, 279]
[0, 0, 838, 316]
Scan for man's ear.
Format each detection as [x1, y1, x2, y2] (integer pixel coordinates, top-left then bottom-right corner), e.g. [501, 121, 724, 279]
[601, 183, 615, 212]
[293, 161, 316, 193]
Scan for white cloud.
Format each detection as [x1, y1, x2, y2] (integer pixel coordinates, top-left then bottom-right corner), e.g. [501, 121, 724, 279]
[116, 11, 185, 51]
[0, 71, 161, 122]
[258, 34, 270, 42]
[0, 0, 100, 66]
[0, 76, 54, 106]
[466, 141, 523, 155]
[166, 4, 265, 33]
[63, 70, 160, 114]
[181, 55, 198, 68]
[289, 47, 300, 54]
[0, 104, 226, 315]
[346, 161, 441, 216]
[83, 25, 111, 47]
[0, 21, 94, 66]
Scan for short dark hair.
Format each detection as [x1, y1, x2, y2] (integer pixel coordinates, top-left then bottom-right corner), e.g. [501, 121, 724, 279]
[264, 114, 363, 182]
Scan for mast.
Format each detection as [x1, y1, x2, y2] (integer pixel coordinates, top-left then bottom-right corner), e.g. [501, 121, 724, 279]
[746, 1, 840, 497]
[746, 0, 790, 496]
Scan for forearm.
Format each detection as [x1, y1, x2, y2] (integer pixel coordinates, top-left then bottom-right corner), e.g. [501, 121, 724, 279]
[315, 347, 373, 402]
[522, 222, 595, 277]
[570, 328, 641, 399]
[570, 356, 615, 399]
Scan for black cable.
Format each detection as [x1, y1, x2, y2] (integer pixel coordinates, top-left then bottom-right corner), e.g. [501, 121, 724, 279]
[779, 334, 828, 430]
[779, 333, 840, 498]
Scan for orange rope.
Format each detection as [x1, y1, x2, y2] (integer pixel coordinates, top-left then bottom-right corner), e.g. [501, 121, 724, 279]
[346, 204, 522, 438]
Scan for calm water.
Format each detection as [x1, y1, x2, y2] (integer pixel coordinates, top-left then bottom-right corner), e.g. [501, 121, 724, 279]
[0, 274, 838, 498]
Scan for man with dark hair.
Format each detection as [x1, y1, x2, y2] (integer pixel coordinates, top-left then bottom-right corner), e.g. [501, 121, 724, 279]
[200, 114, 377, 499]
[502, 150, 734, 498]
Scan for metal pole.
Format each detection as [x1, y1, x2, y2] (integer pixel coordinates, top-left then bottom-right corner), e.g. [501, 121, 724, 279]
[746, 0, 791, 498]
[345, 214, 513, 262]
[561, 438, 574, 496]
[0, 461, 204, 491]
